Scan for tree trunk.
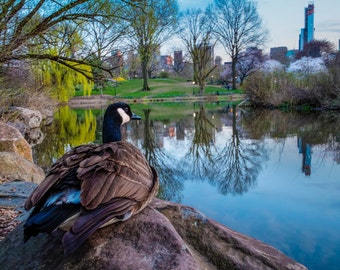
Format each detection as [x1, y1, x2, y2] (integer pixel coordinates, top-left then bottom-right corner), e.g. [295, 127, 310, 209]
[199, 84, 204, 95]
[141, 60, 150, 91]
[231, 58, 237, 90]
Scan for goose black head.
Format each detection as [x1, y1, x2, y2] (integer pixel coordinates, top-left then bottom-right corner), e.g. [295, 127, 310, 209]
[105, 102, 141, 125]
[103, 102, 141, 143]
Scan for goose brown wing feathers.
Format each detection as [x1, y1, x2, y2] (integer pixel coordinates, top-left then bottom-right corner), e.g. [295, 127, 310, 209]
[78, 141, 156, 210]
[25, 142, 158, 213]
[62, 198, 137, 255]
[24, 144, 98, 210]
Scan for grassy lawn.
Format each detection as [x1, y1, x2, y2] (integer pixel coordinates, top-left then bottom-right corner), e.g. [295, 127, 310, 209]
[75, 78, 243, 98]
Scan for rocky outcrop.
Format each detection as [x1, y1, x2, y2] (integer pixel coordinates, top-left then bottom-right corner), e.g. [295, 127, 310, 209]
[0, 122, 33, 161]
[5, 107, 43, 129]
[0, 152, 45, 183]
[0, 197, 307, 270]
[25, 127, 45, 146]
[1, 107, 48, 146]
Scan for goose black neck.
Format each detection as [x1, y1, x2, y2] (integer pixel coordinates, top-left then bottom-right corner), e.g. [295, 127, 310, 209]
[102, 114, 121, 143]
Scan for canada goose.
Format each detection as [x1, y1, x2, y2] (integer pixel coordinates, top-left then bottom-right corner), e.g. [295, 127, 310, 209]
[24, 102, 159, 255]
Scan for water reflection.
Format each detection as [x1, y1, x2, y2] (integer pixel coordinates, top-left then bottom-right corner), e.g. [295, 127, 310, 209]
[139, 109, 184, 202]
[32, 102, 340, 270]
[213, 105, 268, 195]
[184, 103, 216, 178]
[298, 137, 312, 175]
[33, 104, 340, 192]
[33, 106, 97, 171]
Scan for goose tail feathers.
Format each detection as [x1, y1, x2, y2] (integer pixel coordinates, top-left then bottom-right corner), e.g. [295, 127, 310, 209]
[62, 198, 136, 255]
[24, 204, 80, 242]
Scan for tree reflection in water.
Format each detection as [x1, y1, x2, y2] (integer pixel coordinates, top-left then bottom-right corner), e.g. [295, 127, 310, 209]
[240, 109, 340, 176]
[33, 106, 97, 171]
[212, 105, 268, 195]
[139, 109, 184, 202]
[177, 103, 267, 195]
[183, 104, 217, 178]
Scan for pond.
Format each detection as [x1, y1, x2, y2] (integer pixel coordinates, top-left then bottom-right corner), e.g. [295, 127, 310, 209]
[32, 102, 340, 270]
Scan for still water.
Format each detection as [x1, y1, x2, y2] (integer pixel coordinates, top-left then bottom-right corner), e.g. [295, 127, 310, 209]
[32, 102, 340, 270]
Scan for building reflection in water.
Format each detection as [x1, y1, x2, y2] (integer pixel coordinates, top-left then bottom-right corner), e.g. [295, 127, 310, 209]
[297, 137, 312, 176]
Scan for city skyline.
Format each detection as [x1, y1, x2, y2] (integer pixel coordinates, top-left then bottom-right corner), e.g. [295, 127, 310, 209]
[176, 0, 340, 57]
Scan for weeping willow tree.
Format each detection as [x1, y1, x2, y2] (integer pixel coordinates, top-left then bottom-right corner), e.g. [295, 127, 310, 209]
[34, 59, 93, 102]
[32, 24, 94, 102]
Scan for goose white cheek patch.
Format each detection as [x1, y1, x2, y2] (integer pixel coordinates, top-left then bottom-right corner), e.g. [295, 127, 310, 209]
[117, 108, 130, 125]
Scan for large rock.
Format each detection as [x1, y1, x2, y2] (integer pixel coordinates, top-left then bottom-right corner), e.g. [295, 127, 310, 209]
[0, 199, 307, 270]
[40, 108, 54, 126]
[154, 200, 306, 270]
[25, 127, 45, 146]
[0, 152, 45, 183]
[0, 122, 33, 161]
[6, 107, 43, 129]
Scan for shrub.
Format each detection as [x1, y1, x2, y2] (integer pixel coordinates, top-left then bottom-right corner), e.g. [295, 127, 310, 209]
[158, 71, 169, 78]
[244, 69, 340, 109]
[0, 87, 57, 113]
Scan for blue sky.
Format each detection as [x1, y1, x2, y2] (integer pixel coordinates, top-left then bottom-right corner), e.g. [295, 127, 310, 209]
[177, 0, 340, 55]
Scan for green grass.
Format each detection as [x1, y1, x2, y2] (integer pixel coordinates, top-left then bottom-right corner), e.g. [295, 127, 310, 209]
[76, 78, 243, 99]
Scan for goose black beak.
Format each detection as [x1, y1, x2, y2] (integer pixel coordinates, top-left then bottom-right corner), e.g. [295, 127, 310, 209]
[131, 113, 141, 120]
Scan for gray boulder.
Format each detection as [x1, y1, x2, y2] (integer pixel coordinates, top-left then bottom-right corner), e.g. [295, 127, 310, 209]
[0, 199, 307, 270]
[25, 127, 45, 146]
[7, 107, 43, 129]
[40, 108, 54, 126]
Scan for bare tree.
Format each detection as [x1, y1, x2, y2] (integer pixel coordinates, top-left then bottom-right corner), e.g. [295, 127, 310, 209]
[140, 109, 184, 202]
[236, 47, 264, 85]
[82, 16, 128, 86]
[213, 0, 267, 89]
[297, 39, 335, 59]
[123, 0, 178, 91]
[178, 8, 217, 95]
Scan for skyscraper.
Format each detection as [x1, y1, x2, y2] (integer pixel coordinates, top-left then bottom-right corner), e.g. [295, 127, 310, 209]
[299, 2, 315, 51]
[173, 51, 183, 68]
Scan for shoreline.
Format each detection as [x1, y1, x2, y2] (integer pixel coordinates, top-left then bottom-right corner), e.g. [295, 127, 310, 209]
[68, 94, 246, 108]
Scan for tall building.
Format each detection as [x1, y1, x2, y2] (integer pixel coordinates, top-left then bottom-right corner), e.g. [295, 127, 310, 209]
[206, 44, 215, 68]
[173, 51, 183, 67]
[107, 50, 124, 76]
[215, 56, 222, 66]
[299, 2, 315, 51]
[270, 47, 288, 64]
[160, 55, 173, 71]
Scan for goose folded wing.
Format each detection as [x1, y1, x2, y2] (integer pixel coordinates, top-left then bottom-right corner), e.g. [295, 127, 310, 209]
[78, 142, 155, 210]
[24, 144, 97, 210]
